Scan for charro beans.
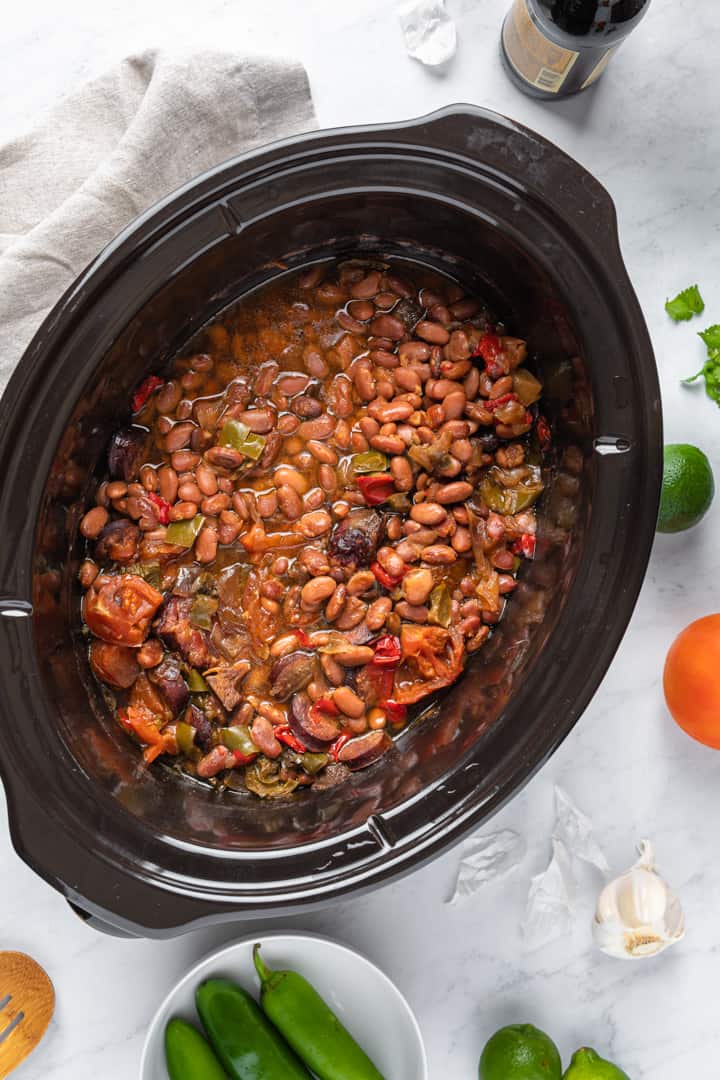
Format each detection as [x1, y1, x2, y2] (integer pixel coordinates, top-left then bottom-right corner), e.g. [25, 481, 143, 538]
[81, 259, 545, 795]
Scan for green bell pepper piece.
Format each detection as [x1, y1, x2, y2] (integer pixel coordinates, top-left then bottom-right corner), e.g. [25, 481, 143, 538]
[166, 514, 205, 548]
[221, 725, 258, 757]
[187, 669, 210, 693]
[351, 451, 388, 474]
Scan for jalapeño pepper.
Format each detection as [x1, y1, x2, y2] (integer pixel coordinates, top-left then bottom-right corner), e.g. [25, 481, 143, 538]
[196, 978, 309, 1080]
[165, 1017, 227, 1080]
[253, 945, 385, 1080]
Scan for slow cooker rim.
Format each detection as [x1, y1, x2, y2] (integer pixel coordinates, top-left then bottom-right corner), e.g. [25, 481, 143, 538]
[0, 106, 661, 934]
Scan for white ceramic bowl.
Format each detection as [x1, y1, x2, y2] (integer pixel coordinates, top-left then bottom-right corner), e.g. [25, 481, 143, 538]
[140, 931, 428, 1080]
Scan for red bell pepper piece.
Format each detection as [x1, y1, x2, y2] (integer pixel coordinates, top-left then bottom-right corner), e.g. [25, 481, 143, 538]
[131, 374, 164, 413]
[310, 697, 340, 720]
[357, 474, 396, 506]
[274, 726, 307, 753]
[329, 733, 351, 762]
[371, 561, 405, 590]
[536, 414, 551, 451]
[512, 533, 536, 559]
[147, 491, 172, 525]
[472, 333, 504, 379]
[364, 662, 394, 703]
[485, 392, 519, 411]
[293, 628, 312, 647]
[232, 749, 258, 765]
[372, 634, 402, 668]
[383, 699, 408, 725]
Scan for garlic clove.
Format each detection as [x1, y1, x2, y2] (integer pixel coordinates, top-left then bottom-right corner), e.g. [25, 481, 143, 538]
[592, 840, 685, 960]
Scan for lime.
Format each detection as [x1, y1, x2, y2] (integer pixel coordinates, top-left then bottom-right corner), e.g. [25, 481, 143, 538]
[479, 1024, 562, 1080]
[563, 1047, 630, 1079]
[657, 443, 714, 533]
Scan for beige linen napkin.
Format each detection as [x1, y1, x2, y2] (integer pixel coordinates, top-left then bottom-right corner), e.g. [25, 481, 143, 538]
[0, 49, 316, 391]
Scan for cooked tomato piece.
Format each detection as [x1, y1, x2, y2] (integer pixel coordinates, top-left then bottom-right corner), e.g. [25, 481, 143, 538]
[89, 640, 140, 689]
[393, 624, 465, 704]
[83, 574, 163, 646]
[118, 704, 177, 764]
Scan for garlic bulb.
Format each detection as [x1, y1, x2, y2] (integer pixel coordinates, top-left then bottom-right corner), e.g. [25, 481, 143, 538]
[592, 840, 685, 960]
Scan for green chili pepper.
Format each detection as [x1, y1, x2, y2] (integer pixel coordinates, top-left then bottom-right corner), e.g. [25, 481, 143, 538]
[239, 432, 266, 460]
[121, 561, 162, 590]
[253, 945, 385, 1080]
[196, 978, 310, 1080]
[479, 468, 543, 515]
[189, 594, 219, 630]
[300, 751, 329, 775]
[175, 721, 196, 756]
[428, 583, 452, 628]
[220, 725, 258, 757]
[187, 669, 210, 693]
[165, 1017, 227, 1080]
[166, 514, 205, 548]
[218, 419, 266, 460]
[218, 418, 250, 451]
[351, 450, 388, 474]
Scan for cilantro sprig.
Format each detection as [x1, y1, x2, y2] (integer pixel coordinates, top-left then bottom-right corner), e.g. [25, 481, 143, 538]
[683, 324, 720, 407]
[665, 284, 705, 322]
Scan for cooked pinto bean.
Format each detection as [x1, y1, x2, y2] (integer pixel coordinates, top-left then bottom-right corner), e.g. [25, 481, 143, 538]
[409, 502, 445, 528]
[301, 576, 337, 608]
[365, 596, 392, 630]
[80, 506, 109, 539]
[435, 481, 474, 504]
[297, 510, 332, 537]
[369, 314, 404, 340]
[332, 644, 375, 666]
[403, 568, 434, 606]
[298, 414, 335, 440]
[197, 746, 235, 778]
[335, 597, 368, 630]
[333, 684, 366, 718]
[422, 544, 457, 565]
[277, 484, 304, 520]
[376, 546, 406, 579]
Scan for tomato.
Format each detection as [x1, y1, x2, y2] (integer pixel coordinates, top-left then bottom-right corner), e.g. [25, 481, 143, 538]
[664, 615, 720, 748]
[89, 640, 140, 689]
[83, 574, 163, 646]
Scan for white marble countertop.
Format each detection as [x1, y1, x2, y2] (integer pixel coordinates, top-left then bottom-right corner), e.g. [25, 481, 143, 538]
[3, 1, 720, 1077]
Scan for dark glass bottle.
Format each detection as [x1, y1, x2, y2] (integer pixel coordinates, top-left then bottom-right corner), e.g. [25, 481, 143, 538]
[501, 0, 652, 99]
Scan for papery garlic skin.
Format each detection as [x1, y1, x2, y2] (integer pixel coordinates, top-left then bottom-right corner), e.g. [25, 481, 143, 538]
[593, 840, 685, 960]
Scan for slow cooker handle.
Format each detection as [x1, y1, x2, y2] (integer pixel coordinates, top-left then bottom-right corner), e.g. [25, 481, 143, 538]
[67, 901, 139, 939]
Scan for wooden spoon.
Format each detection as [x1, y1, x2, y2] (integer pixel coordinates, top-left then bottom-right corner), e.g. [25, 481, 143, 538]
[0, 953, 54, 1078]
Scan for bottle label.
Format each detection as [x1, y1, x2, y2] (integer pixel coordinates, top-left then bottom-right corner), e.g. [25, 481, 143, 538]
[502, 0, 579, 93]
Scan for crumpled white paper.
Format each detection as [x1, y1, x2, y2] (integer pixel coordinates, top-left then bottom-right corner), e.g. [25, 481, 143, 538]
[447, 829, 526, 904]
[522, 837, 575, 950]
[553, 785, 609, 874]
[521, 786, 608, 949]
[398, 0, 457, 67]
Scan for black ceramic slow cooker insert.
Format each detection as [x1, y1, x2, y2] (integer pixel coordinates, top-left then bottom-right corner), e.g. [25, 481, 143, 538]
[0, 106, 661, 937]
